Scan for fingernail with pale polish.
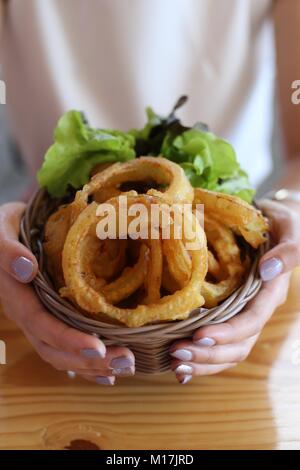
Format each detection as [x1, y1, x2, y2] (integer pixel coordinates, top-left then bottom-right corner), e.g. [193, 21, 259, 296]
[194, 337, 216, 347]
[260, 257, 283, 281]
[111, 366, 135, 376]
[80, 348, 105, 359]
[180, 375, 192, 385]
[11, 256, 34, 282]
[110, 356, 134, 369]
[67, 370, 76, 379]
[96, 376, 115, 386]
[174, 364, 193, 375]
[170, 349, 193, 361]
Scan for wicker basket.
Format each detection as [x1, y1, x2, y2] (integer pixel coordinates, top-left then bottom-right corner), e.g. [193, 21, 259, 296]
[20, 189, 268, 375]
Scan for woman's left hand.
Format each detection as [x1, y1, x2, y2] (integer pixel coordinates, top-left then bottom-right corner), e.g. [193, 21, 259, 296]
[170, 199, 300, 384]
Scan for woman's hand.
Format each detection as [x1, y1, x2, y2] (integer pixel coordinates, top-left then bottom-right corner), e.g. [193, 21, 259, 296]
[0, 202, 135, 385]
[170, 199, 300, 384]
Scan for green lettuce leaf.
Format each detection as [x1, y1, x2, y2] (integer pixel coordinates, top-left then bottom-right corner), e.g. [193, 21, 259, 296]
[213, 170, 255, 203]
[38, 97, 255, 202]
[37, 110, 135, 197]
[130, 97, 255, 202]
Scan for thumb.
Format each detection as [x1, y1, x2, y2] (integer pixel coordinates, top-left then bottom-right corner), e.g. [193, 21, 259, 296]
[258, 199, 300, 280]
[0, 202, 39, 283]
[259, 240, 300, 281]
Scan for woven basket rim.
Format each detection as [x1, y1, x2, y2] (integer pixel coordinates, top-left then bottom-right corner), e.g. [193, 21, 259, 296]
[20, 188, 269, 337]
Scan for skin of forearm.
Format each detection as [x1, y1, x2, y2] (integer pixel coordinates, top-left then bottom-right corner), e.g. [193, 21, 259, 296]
[270, 159, 300, 214]
[273, 1, 300, 215]
[276, 159, 300, 191]
[274, 0, 300, 161]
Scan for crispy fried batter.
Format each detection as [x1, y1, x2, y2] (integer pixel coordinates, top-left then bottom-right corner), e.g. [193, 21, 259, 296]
[202, 216, 246, 308]
[61, 196, 207, 327]
[43, 157, 268, 325]
[194, 188, 268, 248]
[43, 204, 73, 288]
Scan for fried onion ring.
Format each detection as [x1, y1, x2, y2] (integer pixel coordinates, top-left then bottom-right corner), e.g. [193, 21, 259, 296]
[143, 239, 163, 304]
[162, 239, 192, 288]
[207, 250, 222, 279]
[75, 157, 194, 211]
[43, 204, 73, 288]
[44, 156, 268, 325]
[194, 188, 268, 248]
[61, 195, 207, 327]
[44, 208, 127, 287]
[91, 239, 127, 281]
[202, 216, 246, 308]
[96, 244, 149, 304]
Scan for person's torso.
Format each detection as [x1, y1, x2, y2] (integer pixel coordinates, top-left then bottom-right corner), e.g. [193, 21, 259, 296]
[2, 0, 274, 186]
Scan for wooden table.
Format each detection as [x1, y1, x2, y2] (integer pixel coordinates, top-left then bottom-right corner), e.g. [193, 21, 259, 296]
[1, 270, 300, 450]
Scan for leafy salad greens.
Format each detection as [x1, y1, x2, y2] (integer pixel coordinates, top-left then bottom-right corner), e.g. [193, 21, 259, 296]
[37, 96, 255, 202]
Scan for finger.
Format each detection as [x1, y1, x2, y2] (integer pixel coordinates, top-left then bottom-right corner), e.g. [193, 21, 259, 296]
[0, 203, 39, 282]
[0, 269, 107, 358]
[173, 362, 237, 383]
[259, 241, 300, 280]
[26, 331, 134, 376]
[193, 273, 290, 346]
[76, 346, 135, 376]
[78, 345, 135, 376]
[170, 336, 258, 365]
[0, 267, 136, 370]
[74, 366, 133, 377]
[258, 199, 297, 241]
[79, 374, 116, 386]
[258, 199, 300, 279]
[66, 371, 77, 379]
[32, 311, 134, 370]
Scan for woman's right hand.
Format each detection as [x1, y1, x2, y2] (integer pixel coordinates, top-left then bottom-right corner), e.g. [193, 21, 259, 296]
[0, 202, 135, 385]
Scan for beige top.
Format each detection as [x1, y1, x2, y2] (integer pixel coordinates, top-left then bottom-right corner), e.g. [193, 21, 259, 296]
[1, 0, 274, 185]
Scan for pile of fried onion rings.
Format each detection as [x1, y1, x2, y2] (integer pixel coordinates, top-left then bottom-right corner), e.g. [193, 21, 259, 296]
[43, 157, 268, 327]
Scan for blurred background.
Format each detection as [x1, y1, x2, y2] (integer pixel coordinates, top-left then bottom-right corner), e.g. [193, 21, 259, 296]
[0, 50, 30, 202]
[0, 106, 30, 203]
[0, 0, 284, 205]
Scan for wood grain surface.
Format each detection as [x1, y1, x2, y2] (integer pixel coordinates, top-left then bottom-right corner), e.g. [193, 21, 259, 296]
[1, 270, 300, 450]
